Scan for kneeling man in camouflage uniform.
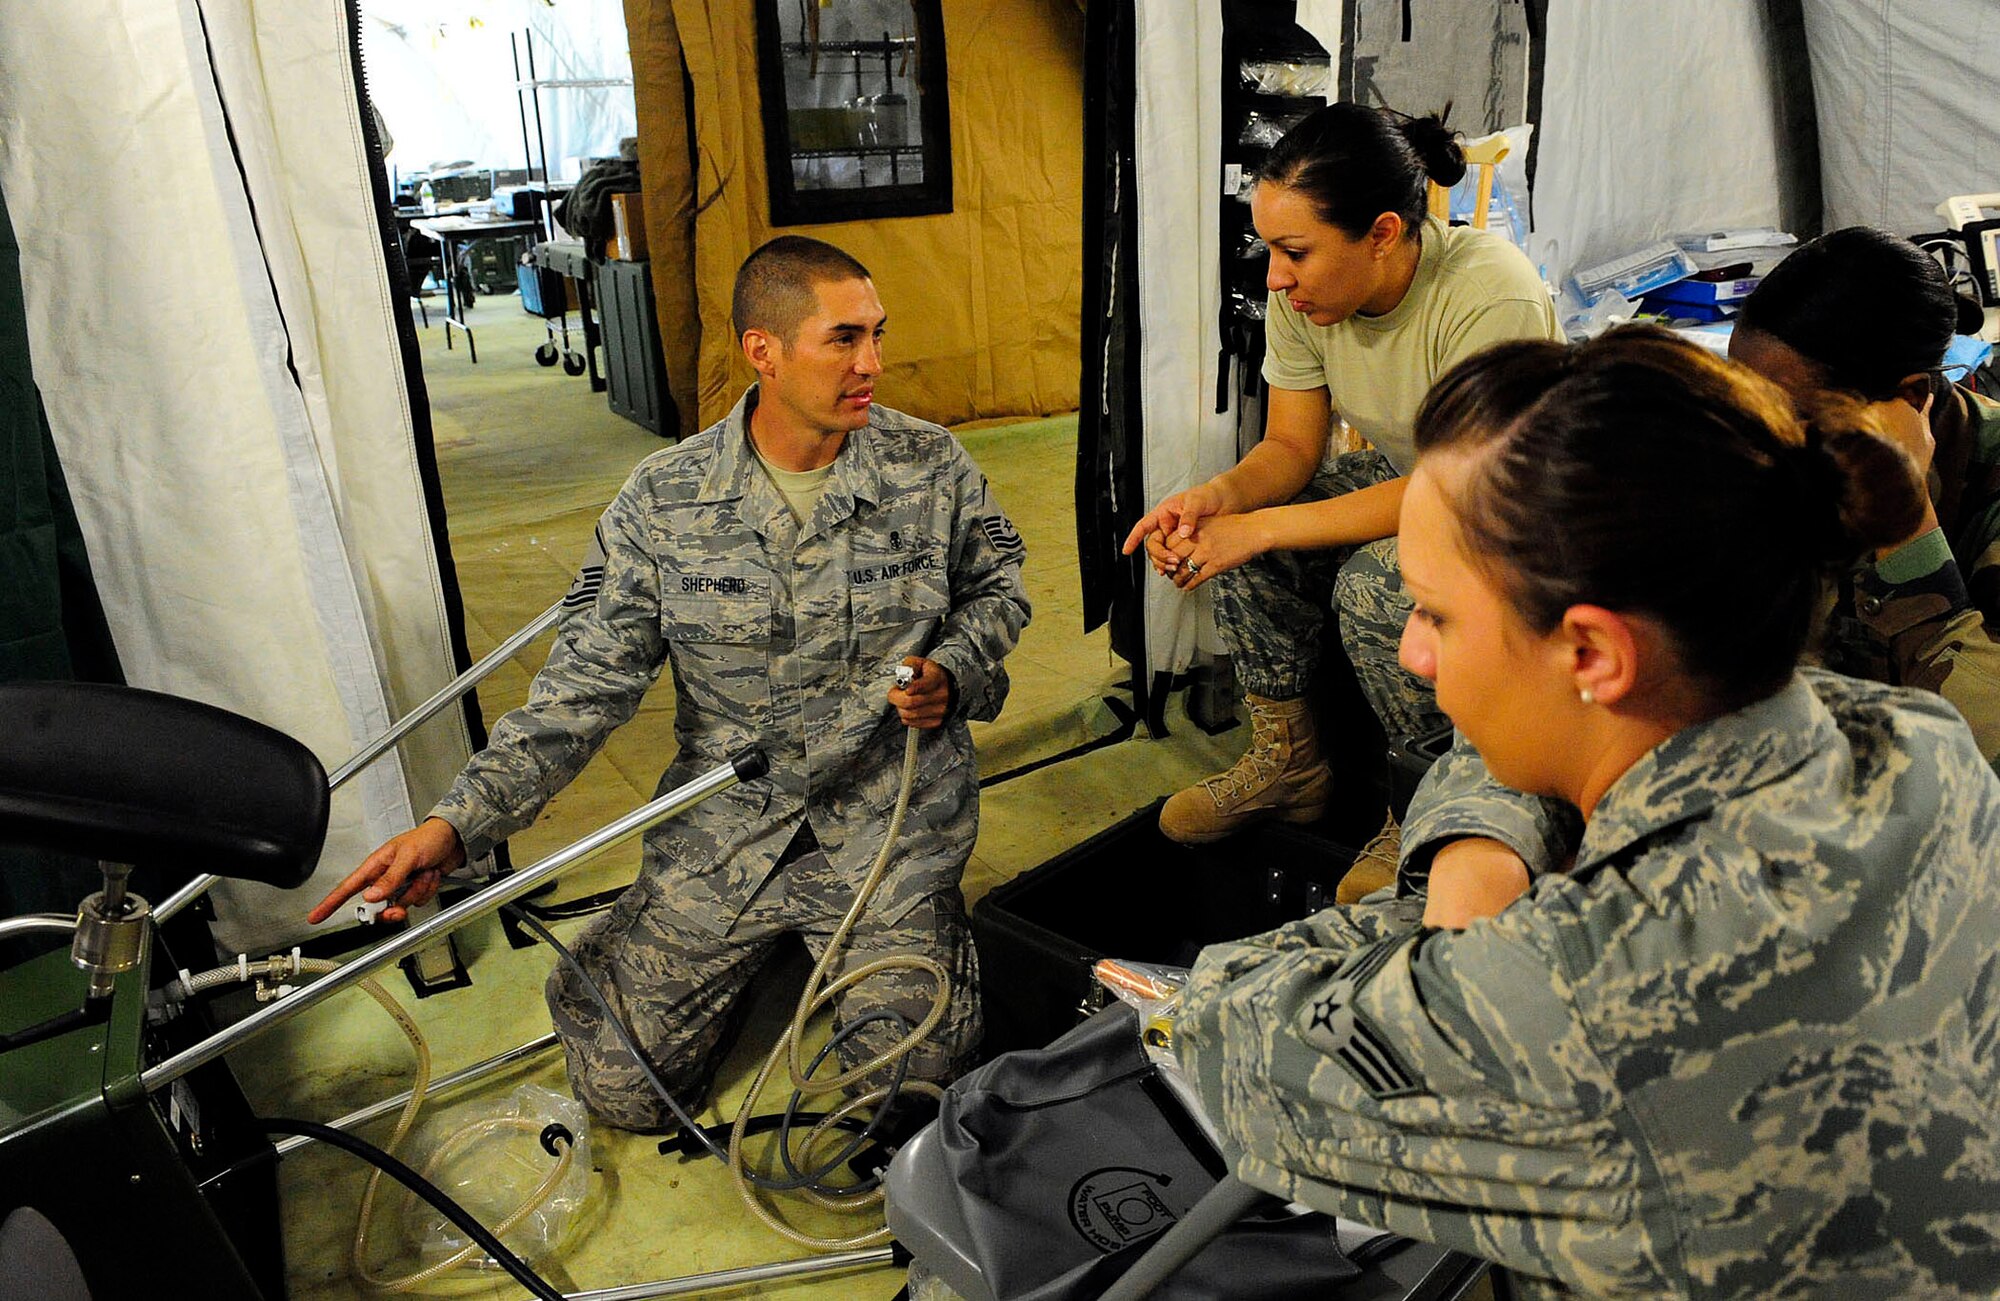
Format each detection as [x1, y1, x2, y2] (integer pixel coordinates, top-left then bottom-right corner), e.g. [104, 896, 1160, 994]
[311, 235, 1031, 1129]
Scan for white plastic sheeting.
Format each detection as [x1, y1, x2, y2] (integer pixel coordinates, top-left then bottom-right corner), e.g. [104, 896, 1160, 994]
[1804, 0, 2000, 235]
[1133, 0, 1241, 682]
[1295, 0, 1348, 63]
[359, 0, 637, 178]
[1528, 1, 1795, 292]
[0, 0, 473, 952]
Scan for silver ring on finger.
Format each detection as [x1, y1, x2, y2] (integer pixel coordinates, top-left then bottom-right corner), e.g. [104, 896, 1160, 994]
[1186, 561, 1202, 576]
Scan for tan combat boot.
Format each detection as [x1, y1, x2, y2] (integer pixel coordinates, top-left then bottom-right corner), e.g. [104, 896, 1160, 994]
[1159, 694, 1333, 844]
[1335, 811, 1401, 903]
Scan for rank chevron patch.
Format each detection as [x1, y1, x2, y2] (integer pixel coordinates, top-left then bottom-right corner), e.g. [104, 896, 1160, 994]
[1300, 933, 1426, 1099]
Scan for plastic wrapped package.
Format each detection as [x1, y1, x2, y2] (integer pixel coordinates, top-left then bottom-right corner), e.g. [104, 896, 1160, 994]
[1567, 242, 1698, 308]
[1238, 106, 1314, 148]
[1238, 231, 1268, 260]
[1555, 285, 1639, 340]
[403, 1084, 594, 1270]
[1093, 959, 1191, 1068]
[1239, 57, 1331, 98]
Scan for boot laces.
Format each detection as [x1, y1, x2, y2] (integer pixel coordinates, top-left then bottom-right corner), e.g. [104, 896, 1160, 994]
[1203, 712, 1285, 803]
[1355, 812, 1400, 870]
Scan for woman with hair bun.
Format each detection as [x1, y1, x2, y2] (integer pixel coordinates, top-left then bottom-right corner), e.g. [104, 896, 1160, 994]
[1121, 102, 1560, 848]
[1176, 326, 2000, 1299]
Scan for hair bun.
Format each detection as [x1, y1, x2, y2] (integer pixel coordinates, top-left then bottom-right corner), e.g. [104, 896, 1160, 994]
[1799, 416, 1929, 561]
[1397, 110, 1466, 188]
[1954, 291, 1987, 338]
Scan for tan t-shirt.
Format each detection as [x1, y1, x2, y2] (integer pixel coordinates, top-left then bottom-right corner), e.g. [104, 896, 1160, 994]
[750, 439, 836, 524]
[1261, 216, 1560, 474]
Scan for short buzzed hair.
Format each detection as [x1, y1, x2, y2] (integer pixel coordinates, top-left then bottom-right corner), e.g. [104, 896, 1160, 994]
[732, 236, 873, 344]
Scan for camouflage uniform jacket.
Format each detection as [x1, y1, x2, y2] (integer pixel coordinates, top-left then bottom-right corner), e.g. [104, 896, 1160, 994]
[1396, 731, 1580, 888]
[1179, 669, 2000, 1298]
[1826, 380, 2000, 766]
[430, 389, 1030, 934]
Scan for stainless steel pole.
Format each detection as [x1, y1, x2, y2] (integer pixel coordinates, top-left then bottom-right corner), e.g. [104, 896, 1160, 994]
[324, 601, 565, 791]
[0, 914, 77, 940]
[141, 751, 764, 1093]
[153, 601, 566, 924]
[559, 1248, 897, 1299]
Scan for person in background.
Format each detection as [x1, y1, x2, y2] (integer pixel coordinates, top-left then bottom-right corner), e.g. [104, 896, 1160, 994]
[310, 236, 1030, 1130]
[1121, 102, 1559, 854]
[1177, 326, 2000, 1298]
[1733, 225, 2000, 759]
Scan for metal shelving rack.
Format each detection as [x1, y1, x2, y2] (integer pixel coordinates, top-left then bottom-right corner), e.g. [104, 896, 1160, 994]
[781, 33, 923, 184]
[782, 35, 918, 88]
[510, 28, 635, 391]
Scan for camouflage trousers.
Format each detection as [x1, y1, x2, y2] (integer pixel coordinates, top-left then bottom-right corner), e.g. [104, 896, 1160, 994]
[1208, 450, 1446, 741]
[545, 840, 982, 1132]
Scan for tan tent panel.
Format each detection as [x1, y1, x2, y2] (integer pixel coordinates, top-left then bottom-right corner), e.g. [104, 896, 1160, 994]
[622, 0, 704, 437]
[624, 0, 1084, 435]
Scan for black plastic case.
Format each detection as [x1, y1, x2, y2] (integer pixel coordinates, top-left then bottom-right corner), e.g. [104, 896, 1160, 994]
[971, 800, 1359, 1059]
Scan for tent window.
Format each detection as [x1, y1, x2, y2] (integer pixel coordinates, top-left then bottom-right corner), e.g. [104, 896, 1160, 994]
[754, 0, 952, 225]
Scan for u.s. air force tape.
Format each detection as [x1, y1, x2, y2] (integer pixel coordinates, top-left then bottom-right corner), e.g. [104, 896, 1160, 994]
[1299, 932, 1426, 1100]
[563, 525, 609, 610]
[981, 515, 1025, 556]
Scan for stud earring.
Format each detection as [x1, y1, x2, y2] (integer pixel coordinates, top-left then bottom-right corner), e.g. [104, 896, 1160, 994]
[1579, 687, 1595, 705]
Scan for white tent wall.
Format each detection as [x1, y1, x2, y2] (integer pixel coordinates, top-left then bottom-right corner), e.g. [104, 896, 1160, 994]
[1528, 1, 1808, 292]
[359, 0, 637, 178]
[1804, 0, 2000, 235]
[0, 0, 473, 953]
[1134, 0, 1239, 682]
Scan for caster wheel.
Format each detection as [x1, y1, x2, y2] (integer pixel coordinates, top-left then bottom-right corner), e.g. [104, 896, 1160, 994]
[535, 342, 559, 367]
[562, 353, 587, 376]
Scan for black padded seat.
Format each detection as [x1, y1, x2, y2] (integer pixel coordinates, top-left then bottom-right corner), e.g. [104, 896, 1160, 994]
[0, 682, 328, 888]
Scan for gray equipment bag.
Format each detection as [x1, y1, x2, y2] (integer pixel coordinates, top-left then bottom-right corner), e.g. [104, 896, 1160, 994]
[885, 1006, 1366, 1301]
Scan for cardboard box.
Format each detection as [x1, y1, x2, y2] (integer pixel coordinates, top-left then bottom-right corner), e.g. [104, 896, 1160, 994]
[610, 191, 649, 261]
